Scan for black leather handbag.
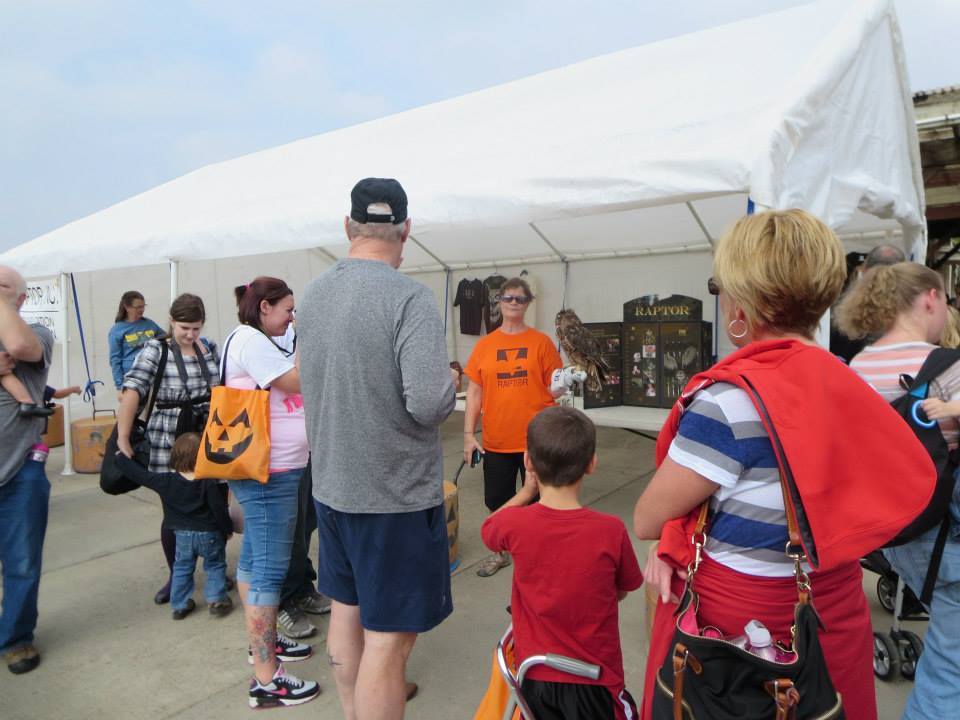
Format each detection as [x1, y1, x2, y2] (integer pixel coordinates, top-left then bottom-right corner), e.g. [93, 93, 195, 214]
[99, 343, 168, 495]
[651, 497, 844, 720]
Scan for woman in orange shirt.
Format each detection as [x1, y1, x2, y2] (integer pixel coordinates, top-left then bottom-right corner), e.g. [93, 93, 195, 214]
[463, 277, 566, 577]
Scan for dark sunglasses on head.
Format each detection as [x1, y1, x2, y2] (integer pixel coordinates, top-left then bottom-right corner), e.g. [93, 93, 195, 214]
[707, 277, 720, 296]
[500, 294, 530, 305]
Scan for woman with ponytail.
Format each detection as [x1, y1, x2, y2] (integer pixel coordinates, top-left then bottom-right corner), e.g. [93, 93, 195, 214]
[836, 262, 960, 718]
[221, 277, 321, 708]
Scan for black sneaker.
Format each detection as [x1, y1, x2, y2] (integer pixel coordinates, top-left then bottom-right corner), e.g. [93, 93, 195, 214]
[172, 598, 196, 620]
[248, 664, 320, 709]
[248, 633, 312, 665]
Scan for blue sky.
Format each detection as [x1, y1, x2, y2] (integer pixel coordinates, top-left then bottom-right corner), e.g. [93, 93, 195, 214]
[1, 0, 957, 253]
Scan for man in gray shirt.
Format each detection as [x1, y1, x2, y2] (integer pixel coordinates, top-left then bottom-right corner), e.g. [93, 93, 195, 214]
[297, 178, 456, 719]
[0, 265, 55, 675]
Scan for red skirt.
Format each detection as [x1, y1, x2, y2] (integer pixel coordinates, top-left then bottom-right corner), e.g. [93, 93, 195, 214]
[641, 556, 876, 720]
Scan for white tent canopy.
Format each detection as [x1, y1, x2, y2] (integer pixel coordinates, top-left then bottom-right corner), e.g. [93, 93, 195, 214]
[2, 0, 924, 278]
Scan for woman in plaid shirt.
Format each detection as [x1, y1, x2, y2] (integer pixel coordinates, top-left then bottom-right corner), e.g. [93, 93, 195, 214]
[117, 293, 221, 605]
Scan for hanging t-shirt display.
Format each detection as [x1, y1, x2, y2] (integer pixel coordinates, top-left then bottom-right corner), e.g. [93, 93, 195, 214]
[454, 278, 484, 335]
[482, 274, 508, 333]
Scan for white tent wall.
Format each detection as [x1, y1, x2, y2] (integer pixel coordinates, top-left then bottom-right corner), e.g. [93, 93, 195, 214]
[51, 246, 721, 423]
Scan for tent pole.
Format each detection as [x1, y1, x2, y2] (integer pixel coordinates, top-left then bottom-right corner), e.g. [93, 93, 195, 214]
[59, 272, 74, 475]
[169, 260, 179, 303]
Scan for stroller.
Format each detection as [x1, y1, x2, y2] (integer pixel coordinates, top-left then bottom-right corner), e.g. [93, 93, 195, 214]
[495, 624, 601, 720]
[860, 550, 928, 681]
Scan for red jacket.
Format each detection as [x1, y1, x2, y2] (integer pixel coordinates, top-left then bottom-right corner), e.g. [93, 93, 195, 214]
[655, 339, 935, 571]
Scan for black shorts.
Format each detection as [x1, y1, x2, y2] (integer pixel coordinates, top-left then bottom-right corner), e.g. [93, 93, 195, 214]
[520, 679, 638, 720]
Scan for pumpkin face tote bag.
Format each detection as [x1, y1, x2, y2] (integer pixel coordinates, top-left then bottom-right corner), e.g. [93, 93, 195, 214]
[194, 333, 271, 483]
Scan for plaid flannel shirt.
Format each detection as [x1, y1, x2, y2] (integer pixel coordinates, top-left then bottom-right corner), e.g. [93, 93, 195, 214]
[122, 338, 221, 472]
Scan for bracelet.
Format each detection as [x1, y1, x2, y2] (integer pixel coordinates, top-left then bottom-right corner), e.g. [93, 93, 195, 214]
[464, 431, 476, 435]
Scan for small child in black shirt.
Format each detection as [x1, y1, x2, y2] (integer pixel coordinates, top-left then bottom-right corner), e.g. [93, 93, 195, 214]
[116, 432, 233, 620]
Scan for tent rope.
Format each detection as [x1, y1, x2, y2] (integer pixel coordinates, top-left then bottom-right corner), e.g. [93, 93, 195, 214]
[69, 274, 104, 407]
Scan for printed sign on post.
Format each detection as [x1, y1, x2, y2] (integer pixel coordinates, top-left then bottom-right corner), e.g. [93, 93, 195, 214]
[21, 277, 66, 344]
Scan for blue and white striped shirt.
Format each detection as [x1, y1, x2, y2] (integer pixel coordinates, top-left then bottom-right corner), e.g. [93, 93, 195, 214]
[668, 382, 794, 577]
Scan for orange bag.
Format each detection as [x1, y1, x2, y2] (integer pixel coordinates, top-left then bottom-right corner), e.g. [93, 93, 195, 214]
[194, 333, 271, 483]
[472, 643, 520, 720]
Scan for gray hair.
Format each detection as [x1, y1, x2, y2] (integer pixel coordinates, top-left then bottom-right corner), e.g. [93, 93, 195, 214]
[346, 219, 405, 243]
[864, 244, 906, 269]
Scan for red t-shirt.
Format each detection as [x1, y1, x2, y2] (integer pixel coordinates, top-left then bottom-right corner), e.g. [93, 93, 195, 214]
[481, 504, 644, 693]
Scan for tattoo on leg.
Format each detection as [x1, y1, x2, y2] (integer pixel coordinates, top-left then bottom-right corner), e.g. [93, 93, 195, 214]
[249, 614, 277, 665]
[327, 653, 341, 667]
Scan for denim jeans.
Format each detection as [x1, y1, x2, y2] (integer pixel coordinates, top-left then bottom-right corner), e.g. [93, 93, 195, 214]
[171, 530, 228, 611]
[280, 462, 318, 609]
[229, 469, 301, 607]
[884, 516, 960, 718]
[0, 459, 50, 653]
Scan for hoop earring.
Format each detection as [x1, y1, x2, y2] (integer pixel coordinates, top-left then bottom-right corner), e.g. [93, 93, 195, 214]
[728, 318, 748, 339]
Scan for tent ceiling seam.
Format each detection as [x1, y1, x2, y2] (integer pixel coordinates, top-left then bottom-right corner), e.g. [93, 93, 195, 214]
[528, 222, 567, 262]
[685, 202, 715, 248]
[409, 234, 450, 270]
[312, 246, 339, 264]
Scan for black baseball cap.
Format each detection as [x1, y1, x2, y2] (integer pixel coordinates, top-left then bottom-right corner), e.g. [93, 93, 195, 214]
[350, 178, 408, 224]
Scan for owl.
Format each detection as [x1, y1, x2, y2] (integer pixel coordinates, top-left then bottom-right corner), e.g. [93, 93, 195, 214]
[555, 308, 609, 392]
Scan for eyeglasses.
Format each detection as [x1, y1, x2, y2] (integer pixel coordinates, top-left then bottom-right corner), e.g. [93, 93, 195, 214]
[130, 304, 146, 310]
[707, 277, 720, 296]
[500, 295, 530, 305]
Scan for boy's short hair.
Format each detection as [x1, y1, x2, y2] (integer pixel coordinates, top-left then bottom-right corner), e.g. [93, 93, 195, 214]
[526, 406, 596, 487]
[170, 432, 201, 473]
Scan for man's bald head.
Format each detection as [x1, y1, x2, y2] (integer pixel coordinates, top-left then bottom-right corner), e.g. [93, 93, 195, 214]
[0, 265, 28, 309]
[864, 244, 906, 269]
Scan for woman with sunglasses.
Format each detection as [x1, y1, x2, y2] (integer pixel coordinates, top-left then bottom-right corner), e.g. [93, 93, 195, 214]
[463, 276, 564, 577]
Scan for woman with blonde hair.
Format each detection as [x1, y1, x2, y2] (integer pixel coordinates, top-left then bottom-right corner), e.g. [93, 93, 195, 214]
[836, 262, 960, 719]
[634, 211, 932, 719]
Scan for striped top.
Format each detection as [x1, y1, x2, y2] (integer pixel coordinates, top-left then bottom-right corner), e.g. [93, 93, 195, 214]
[849, 341, 960, 450]
[668, 382, 795, 577]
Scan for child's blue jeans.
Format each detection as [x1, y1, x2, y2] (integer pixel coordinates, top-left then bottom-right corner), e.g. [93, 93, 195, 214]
[171, 530, 228, 611]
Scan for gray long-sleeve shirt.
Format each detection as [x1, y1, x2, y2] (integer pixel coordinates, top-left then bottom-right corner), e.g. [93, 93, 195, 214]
[298, 258, 455, 513]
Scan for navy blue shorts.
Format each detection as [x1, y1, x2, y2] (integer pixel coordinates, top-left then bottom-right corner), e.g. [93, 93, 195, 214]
[315, 500, 453, 633]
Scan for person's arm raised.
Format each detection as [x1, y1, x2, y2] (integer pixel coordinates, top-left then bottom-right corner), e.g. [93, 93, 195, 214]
[0, 287, 42, 362]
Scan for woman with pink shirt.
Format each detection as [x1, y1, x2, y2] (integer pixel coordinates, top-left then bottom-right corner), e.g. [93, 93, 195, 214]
[836, 261, 960, 719]
[223, 277, 320, 709]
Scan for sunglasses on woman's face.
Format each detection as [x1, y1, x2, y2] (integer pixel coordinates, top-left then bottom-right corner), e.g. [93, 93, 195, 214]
[707, 277, 720, 296]
[500, 294, 530, 305]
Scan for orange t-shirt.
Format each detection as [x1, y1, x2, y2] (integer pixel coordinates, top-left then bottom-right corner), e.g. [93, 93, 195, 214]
[464, 328, 562, 453]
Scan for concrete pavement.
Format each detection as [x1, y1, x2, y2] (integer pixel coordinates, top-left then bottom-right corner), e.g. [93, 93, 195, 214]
[0, 417, 918, 719]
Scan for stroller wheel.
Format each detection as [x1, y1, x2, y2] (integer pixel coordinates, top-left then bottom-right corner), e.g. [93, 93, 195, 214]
[873, 632, 899, 680]
[899, 631, 924, 680]
[876, 576, 897, 614]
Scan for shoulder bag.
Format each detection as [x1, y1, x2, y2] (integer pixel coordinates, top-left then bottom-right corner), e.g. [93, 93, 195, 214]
[651, 482, 844, 719]
[194, 331, 271, 483]
[100, 342, 168, 495]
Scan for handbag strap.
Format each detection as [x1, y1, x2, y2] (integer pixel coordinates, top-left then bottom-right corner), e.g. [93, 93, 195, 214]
[142, 341, 169, 424]
[220, 328, 264, 391]
[687, 471, 810, 605]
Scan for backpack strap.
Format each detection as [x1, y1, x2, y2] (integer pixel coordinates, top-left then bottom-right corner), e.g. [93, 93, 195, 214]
[193, 342, 213, 390]
[920, 516, 951, 606]
[904, 347, 960, 395]
[170, 341, 213, 404]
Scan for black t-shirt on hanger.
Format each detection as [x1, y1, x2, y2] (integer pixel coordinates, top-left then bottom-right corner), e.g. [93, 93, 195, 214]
[483, 274, 508, 333]
[454, 278, 484, 335]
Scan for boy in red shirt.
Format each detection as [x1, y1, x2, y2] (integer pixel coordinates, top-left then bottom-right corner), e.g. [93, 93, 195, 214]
[481, 406, 643, 719]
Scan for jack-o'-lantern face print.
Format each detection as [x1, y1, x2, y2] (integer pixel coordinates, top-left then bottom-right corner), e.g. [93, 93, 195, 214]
[203, 408, 255, 464]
